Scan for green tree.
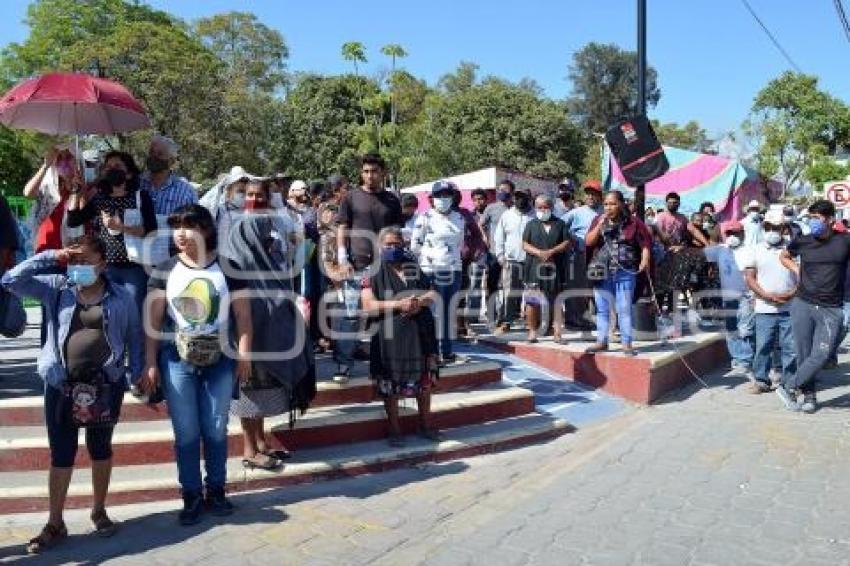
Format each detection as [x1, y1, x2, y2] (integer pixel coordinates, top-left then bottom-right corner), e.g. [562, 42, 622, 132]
[567, 42, 661, 133]
[438, 61, 479, 94]
[193, 11, 288, 92]
[0, 0, 173, 87]
[0, 126, 40, 195]
[380, 43, 407, 126]
[744, 71, 850, 196]
[652, 120, 711, 152]
[805, 153, 850, 189]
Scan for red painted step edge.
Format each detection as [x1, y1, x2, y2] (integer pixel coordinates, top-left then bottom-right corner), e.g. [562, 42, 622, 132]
[0, 425, 571, 514]
[0, 368, 502, 427]
[0, 394, 534, 472]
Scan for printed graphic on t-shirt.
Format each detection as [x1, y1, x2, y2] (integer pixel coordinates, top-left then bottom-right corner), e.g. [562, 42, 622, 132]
[173, 278, 221, 327]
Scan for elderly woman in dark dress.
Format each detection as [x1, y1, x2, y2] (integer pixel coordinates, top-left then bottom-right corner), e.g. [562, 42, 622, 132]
[361, 226, 441, 447]
[521, 194, 574, 343]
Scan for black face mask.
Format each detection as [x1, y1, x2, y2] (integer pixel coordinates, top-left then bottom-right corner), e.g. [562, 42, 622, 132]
[401, 212, 414, 223]
[515, 197, 530, 211]
[145, 156, 169, 174]
[667, 203, 679, 213]
[104, 168, 127, 187]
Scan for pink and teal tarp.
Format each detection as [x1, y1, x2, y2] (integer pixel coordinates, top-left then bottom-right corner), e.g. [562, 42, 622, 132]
[603, 145, 781, 220]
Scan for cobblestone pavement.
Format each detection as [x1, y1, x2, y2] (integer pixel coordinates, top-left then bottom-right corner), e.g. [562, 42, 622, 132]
[2, 351, 850, 565]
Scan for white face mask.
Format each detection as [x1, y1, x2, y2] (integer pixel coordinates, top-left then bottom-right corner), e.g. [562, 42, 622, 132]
[725, 235, 742, 248]
[645, 216, 656, 225]
[536, 209, 552, 222]
[230, 192, 245, 209]
[270, 193, 284, 209]
[433, 197, 453, 213]
[765, 231, 782, 246]
[748, 211, 760, 221]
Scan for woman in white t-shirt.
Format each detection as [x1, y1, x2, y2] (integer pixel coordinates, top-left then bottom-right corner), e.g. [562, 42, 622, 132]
[139, 204, 252, 526]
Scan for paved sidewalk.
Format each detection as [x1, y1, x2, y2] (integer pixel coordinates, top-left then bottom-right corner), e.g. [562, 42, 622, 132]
[2, 329, 850, 564]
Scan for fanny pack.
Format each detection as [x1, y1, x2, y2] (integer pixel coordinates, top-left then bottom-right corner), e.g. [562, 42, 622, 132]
[175, 329, 222, 367]
[59, 365, 119, 428]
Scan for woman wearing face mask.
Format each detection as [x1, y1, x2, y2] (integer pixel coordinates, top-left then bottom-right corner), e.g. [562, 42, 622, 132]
[585, 191, 652, 356]
[521, 194, 574, 343]
[361, 226, 440, 446]
[138, 204, 253, 526]
[410, 181, 465, 364]
[1, 235, 143, 554]
[227, 180, 316, 471]
[66, 152, 156, 316]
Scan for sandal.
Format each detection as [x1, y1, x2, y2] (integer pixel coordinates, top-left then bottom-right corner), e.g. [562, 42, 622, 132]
[91, 510, 118, 538]
[261, 448, 292, 460]
[26, 522, 67, 554]
[242, 454, 282, 471]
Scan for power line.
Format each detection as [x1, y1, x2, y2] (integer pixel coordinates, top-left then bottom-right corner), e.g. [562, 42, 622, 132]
[739, 0, 803, 73]
[834, 0, 850, 42]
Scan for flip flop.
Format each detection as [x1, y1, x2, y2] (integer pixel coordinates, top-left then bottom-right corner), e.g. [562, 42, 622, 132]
[26, 523, 67, 554]
[91, 511, 118, 538]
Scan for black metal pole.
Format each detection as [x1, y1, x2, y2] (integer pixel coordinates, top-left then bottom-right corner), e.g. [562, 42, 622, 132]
[636, 0, 647, 220]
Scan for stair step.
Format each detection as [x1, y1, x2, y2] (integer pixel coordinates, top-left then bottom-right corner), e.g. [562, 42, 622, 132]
[0, 360, 503, 426]
[0, 385, 535, 471]
[0, 413, 571, 513]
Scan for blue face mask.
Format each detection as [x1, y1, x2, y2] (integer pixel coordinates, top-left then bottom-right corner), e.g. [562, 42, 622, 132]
[809, 218, 828, 238]
[496, 191, 511, 203]
[67, 264, 98, 287]
[381, 246, 408, 264]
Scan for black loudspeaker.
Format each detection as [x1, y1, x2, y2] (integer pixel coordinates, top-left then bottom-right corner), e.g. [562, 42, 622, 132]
[605, 115, 669, 187]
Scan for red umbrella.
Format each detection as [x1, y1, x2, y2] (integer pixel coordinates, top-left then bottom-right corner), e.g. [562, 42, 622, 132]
[0, 72, 150, 135]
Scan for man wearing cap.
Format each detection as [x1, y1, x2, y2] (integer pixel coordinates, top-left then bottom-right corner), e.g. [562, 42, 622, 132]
[492, 187, 534, 333]
[703, 220, 755, 378]
[779, 199, 850, 413]
[743, 199, 764, 247]
[560, 180, 604, 330]
[139, 135, 197, 265]
[744, 209, 798, 394]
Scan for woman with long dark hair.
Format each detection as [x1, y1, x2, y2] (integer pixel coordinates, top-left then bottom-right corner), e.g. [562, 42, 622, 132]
[66, 151, 157, 315]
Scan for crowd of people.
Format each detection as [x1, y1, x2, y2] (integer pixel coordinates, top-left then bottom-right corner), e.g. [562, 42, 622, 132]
[1, 135, 849, 555]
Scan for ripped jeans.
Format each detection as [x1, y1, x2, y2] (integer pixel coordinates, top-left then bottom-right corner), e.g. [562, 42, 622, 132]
[161, 345, 234, 494]
[786, 298, 843, 394]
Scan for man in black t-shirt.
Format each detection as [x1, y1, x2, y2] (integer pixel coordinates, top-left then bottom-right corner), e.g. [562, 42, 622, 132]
[779, 199, 850, 413]
[335, 153, 401, 272]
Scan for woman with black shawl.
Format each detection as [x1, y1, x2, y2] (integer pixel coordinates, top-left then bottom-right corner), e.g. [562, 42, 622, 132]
[225, 179, 316, 470]
[361, 226, 441, 447]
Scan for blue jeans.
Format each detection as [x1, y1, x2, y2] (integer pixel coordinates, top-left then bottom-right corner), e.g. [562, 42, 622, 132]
[753, 312, 796, 385]
[593, 270, 636, 346]
[160, 345, 234, 494]
[427, 270, 462, 356]
[723, 297, 754, 369]
[106, 263, 148, 317]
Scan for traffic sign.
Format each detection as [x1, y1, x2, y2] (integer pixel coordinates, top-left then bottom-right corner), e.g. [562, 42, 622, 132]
[826, 182, 850, 208]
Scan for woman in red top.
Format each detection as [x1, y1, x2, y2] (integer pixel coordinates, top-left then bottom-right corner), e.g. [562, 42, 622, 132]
[23, 146, 85, 253]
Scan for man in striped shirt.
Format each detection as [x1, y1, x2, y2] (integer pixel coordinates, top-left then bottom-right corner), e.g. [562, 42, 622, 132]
[140, 135, 197, 215]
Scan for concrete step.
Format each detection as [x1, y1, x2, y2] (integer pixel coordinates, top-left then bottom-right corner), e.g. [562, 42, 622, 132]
[0, 413, 571, 513]
[0, 360, 502, 426]
[0, 384, 536, 471]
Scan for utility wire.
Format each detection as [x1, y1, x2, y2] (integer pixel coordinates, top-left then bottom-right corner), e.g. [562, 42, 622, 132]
[739, 0, 803, 73]
[834, 0, 850, 42]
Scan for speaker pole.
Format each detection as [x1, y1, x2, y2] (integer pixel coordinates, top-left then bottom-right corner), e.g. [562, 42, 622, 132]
[635, 0, 647, 220]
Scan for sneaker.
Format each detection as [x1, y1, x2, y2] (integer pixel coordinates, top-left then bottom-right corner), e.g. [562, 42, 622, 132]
[775, 386, 800, 412]
[205, 487, 234, 517]
[823, 360, 838, 370]
[439, 353, 457, 366]
[748, 381, 771, 394]
[799, 393, 818, 414]
[332, 367, 350, 384]
[178, 491, 204, 525]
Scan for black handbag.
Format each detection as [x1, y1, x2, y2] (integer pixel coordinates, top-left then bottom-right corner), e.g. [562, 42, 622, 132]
[0, 286, 26, 338]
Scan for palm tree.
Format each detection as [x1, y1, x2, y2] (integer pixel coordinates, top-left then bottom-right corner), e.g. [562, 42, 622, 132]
[380, 44, 408, 126]
[341, 41, 368, 124]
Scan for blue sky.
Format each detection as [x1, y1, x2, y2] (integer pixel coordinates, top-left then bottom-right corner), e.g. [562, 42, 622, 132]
[1, 0, 847, 137]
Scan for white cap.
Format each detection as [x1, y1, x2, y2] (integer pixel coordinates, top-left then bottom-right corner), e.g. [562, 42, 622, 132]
[764, 209, 784, 225]
[746, 199, 761, 210]
[289, 179, 308, 196]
